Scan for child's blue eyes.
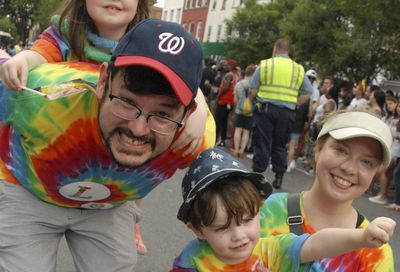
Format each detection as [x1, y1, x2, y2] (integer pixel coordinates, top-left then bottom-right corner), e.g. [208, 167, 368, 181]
[213, 217, 254, 232]
[215, 226, 228, 232]
[243, 217, 253, 224]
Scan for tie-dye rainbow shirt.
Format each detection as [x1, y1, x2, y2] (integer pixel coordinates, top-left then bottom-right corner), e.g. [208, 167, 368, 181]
[0, 62, 215, 209]
[260, 193, 395, 272]
[171, 234, 327, 271]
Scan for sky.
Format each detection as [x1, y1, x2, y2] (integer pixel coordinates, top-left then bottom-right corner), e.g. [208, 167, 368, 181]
[155, 0, 164, 8]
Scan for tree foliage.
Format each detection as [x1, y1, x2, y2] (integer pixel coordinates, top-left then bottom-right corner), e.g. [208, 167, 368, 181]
[225, 0, 400, 80]
[34, 0, 60, 31]
[0, 0, 37, 42]
[224, 0, 296, 67]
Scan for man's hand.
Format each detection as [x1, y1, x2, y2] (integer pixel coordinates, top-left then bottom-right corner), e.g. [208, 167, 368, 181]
[171, 91, 208, 156]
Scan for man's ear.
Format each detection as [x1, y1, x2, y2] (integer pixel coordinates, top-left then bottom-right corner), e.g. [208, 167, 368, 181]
[186, 222, 205, 240]
[96, 62, 109, 100]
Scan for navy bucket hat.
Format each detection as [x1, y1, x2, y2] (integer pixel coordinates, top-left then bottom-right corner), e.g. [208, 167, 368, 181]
[177, 147, 272, 223]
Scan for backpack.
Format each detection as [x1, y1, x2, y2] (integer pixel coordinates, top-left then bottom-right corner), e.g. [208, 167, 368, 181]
[239, 87, 253, 116]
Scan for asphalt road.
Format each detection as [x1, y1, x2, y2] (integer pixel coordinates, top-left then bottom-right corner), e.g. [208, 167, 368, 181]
[55, 150, 400, 271]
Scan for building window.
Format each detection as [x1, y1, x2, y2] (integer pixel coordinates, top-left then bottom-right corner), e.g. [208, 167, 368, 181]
[212, 0, 217, 10]
[197, 0, 202, 7]
[169, 10, 174, 22]
[221, 0, 226, 9]
[207, 25, 212, 42]
[216, 25, 222, 42]
[196, 21, 203, 40]
[163, 10, 168, 20]
[176, 8, 181, 23]
[189, 22, 195, 34]
[191, 0, 196, 8]
[186, 0, 191, 9]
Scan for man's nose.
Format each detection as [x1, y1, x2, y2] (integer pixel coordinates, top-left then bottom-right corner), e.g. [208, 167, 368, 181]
[127, 115, 151, 137]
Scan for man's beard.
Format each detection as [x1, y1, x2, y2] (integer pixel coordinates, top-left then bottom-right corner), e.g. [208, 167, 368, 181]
[102, 127, 155, 168]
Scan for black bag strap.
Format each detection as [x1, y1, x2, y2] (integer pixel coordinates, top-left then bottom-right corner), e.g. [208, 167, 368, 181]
[287, 193, 304, 235]
[356, 211, 364, 228]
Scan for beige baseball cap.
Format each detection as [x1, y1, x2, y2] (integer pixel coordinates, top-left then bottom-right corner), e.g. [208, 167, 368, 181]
[317, 111, 392, 167]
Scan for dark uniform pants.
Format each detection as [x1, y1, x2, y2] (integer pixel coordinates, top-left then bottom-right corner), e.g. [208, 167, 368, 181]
[252, 103, 295, 173]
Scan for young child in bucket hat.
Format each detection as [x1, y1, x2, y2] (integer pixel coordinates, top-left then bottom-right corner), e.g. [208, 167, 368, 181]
[171, 147, 396, 271]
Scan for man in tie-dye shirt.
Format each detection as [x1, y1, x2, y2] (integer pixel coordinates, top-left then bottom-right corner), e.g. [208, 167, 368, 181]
[0, 19, 215, 272]
[171, 148, 396, 271]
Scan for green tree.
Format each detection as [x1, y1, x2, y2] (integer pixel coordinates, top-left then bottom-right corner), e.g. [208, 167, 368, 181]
[0, 16, 16, 46]
[0, 16, 16, 34]
[226, 0, 400, 80]
[0, 0, 37, 42]
[281, 0, 400, 81]
[0, 0, 59, 44]
[34, 0, 60, 31]
[225, 0, 296, 67]
[224, 0, 277, 67]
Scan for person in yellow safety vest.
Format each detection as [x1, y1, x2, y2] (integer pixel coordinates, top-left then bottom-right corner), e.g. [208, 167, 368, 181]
[14, 41, 23, 54]
[249, 38, 314, 189]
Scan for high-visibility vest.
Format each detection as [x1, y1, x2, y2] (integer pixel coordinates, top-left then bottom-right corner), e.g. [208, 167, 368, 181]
[258, 57, 304, 104]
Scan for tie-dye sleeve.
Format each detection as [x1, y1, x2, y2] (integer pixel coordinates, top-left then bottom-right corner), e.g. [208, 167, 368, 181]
[172, 239, 203, 271]
[0, 82, 10, 122]
[30, 26, 71, 62]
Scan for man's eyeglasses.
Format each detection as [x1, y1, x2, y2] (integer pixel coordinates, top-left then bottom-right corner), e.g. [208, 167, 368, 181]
[107, 74, 183, 135]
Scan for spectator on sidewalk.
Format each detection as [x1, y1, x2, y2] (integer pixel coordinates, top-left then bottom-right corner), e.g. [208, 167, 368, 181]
[286, 94, 310, 173]
[369, 100, 400, 205]
[215, 59, 239, 147]
[303, 86, 337, 173]
[337, 85, 352, 110]
[231, 64, 256, 157]
[200, 58, 216, 105]
[348, 80, 368, 110]
[368, 87, 386, 117]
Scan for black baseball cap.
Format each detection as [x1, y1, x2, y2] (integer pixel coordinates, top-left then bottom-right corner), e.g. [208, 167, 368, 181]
[110, 19, 203, 106]
[177, 148, 272, 223]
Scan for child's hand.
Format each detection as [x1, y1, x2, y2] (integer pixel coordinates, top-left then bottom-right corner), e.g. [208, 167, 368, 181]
[0, 53, 30, 90]
[171, 102, 206, 156]
[171, 98, 207, 156]
[363, 217, 396, 248]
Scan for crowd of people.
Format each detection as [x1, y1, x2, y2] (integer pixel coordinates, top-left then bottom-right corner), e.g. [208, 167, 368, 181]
[201, 47, 400, 214]
[0, 0, 398, 271]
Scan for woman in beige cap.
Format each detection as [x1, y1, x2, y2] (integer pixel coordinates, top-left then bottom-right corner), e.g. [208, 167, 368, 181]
[260, 110, 395, 271]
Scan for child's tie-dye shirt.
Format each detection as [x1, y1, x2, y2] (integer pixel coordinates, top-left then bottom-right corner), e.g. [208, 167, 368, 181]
[171, 234, 327, 271]
[0, 62, 215, 209]
[260, 193, 395, 272]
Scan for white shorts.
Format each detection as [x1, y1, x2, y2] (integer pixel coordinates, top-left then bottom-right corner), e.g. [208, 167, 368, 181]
[0, 181, 140, 272]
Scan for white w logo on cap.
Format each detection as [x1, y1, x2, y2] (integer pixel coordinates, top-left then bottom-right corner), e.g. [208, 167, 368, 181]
[158, 32, 185, 55]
